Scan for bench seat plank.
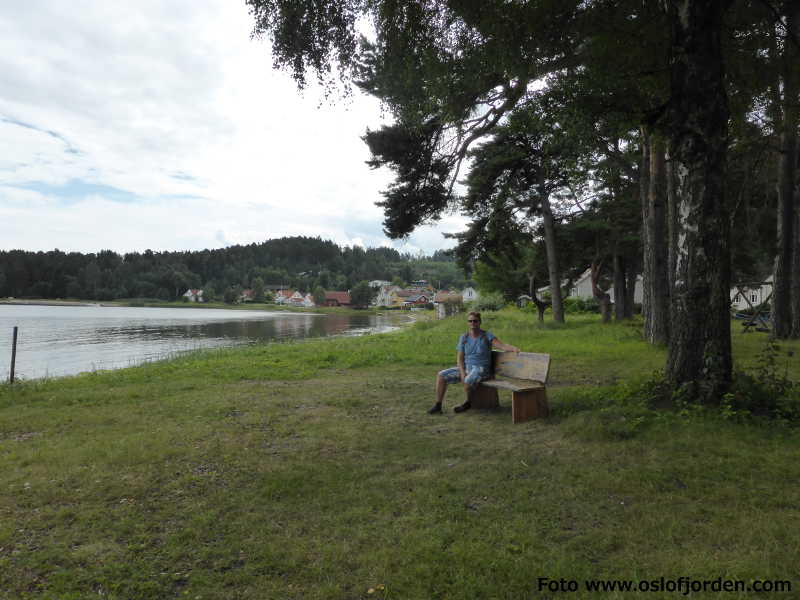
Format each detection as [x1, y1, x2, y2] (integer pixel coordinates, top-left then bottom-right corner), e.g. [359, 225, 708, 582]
[481, 377, 545, 392]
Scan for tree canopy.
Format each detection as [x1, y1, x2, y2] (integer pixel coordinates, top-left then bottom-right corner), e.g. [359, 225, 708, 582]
[247, 0, 800, 402]
[0, 237, 468, 301]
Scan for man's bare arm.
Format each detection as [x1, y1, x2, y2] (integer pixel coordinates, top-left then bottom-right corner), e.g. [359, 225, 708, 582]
[492, 338, 520, 353]
[457, 351, 466, 380]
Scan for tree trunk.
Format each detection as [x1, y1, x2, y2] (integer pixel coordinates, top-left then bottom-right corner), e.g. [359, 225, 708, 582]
[530, 275, 548, 323]
[662, 0, 733, 403]
[774, 1, 799, 339]
[793, 176, 800, 337]
[591, 260, 612, 324]
[667, 150, 678, 295]
[772, 3, 799, 335]
[613, 253, 627, 320]
[539, 186, 565, 323]
[625, 265, 637, 318]
[640, 126, 653, 327]
[644, 133, 670, 344]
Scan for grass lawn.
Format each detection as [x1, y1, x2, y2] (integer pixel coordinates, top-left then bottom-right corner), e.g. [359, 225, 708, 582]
[1, 312, 798, 599]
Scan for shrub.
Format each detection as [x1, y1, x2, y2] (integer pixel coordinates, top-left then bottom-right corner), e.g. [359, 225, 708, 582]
[610, 341, 800, 425]
[473, 292, 506, 312]
[722, 341, 799, 422]
[563, 296, 600, 313]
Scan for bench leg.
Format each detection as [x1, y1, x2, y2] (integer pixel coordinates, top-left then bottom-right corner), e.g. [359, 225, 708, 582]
[511, 388, 549, 423]
[471, 385, 499, 409]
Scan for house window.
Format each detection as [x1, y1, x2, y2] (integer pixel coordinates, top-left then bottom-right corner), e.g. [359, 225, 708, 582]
[751, 293, 757, 303]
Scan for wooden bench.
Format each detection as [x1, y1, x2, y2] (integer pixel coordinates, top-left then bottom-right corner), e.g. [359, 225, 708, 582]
[470, 351, 551, 423]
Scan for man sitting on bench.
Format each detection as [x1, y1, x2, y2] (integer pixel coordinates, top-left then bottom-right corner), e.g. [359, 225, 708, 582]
[428, 311, 520, 414]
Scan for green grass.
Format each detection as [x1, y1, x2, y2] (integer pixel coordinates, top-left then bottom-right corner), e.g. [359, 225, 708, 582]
[1, 312, 798, 599]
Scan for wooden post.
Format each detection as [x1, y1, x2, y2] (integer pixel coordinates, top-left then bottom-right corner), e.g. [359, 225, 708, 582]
[9, 326, 18, 384]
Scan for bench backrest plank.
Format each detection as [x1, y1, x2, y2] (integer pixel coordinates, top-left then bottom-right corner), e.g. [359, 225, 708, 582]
[493, 351, 550, 384]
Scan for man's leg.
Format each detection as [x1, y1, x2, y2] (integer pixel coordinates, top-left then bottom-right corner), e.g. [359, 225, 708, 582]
[429, 368, 459, 414]
[454, 365, 487, 413]
[436, 375, 448, 404]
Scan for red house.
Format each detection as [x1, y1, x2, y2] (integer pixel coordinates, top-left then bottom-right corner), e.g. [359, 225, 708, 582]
[325, 291, 351, 307]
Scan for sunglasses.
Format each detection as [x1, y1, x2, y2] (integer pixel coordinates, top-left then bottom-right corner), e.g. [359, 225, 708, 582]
[467, 319, 480, 323]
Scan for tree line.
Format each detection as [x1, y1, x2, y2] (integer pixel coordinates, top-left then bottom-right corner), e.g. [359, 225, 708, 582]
[248, 0, 799, 404]
[0, 237, 467, 302]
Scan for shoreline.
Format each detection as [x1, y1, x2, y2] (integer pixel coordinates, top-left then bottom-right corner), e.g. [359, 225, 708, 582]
[0, 299, 104, 307]
[1, 306, 422, 383]
[0, 298, 419, 316]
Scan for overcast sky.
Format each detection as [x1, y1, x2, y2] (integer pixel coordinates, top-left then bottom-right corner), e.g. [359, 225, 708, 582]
[0, 1, 466, 256]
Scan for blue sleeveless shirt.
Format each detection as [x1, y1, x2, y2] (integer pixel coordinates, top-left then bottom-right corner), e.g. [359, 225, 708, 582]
[457, 330, 495, 370]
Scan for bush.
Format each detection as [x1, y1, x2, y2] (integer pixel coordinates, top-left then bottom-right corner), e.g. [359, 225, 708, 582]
[563, 296, 600, 313]
[602, 341, 800, 425]
[722, 341, 799, 422]
[223, 286, 241, 304]
[473, 292, 506, 312]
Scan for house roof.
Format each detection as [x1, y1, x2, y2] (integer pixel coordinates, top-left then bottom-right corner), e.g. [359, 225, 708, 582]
[434, 291, 451, 302]
[325, 291, 351, 304]
[406, 294, 429, 303]
[434, 291, 463, 302]
[276, 289, 295, 298]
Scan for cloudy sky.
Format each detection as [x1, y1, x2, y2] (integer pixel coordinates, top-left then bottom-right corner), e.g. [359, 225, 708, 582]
[0, 1, 466, 256]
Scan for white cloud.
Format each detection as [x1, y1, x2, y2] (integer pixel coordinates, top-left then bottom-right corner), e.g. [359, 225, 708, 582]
[0, 0, 467, 255]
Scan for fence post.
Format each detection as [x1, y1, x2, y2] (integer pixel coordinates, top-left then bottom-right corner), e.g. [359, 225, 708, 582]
[9, 326, 17, 384]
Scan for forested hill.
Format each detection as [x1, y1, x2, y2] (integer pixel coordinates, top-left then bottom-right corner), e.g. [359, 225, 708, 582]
[0, 237, 467, 302]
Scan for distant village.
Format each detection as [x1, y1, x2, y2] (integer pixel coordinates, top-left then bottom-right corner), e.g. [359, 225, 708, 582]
[181, 280, 479, 310]
[182, 271, 772, 314]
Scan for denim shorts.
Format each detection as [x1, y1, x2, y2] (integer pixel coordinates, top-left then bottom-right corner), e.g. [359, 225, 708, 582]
[438, 365, 490, 388]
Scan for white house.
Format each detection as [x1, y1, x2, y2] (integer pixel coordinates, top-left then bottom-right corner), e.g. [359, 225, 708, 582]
[302, 293, 316, 308]
[288, 291, 306, 306]
[730, 276, 772, 311]
[374, 285, 401, 307]
[461, 287, 479, 302]
[538, 268, 643, 304]
[566, 269, 594, 300]
[369, 280, 391, 289]
[275, 289, 304, 305]
[183, 289, 204, 302]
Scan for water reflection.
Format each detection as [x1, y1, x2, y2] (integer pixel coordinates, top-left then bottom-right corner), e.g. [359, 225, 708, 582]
[0, 305, 409, 380]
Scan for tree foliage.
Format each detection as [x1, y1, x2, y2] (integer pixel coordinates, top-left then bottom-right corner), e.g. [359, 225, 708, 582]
[246, 0, 800, 400]
[349, 280, 375, 308]
[0, 237, 468, 301]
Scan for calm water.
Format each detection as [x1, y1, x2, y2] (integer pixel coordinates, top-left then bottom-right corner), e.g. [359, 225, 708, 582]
[0, 304, 410, 380]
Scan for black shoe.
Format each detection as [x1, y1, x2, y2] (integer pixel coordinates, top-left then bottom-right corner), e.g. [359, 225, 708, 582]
[427, 403, 443, 414]
[454, 401, 471, 413]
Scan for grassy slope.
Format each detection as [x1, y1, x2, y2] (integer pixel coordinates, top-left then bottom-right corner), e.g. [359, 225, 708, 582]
[0, 312, 798, 599]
